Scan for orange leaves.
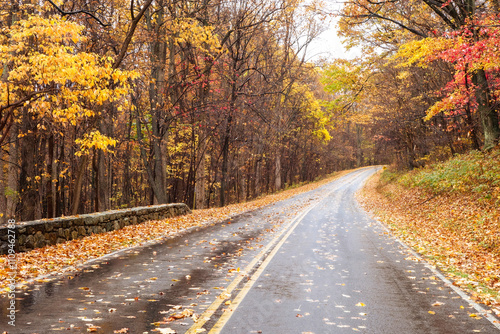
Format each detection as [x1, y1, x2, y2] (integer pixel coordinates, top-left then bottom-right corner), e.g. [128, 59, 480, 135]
[165, 308, 194, 322]
[113, 329, 129, 334]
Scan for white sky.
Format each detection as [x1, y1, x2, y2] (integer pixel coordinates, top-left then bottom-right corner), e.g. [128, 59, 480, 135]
[305, 1, 361, 63]
[308, 21, 349, 61]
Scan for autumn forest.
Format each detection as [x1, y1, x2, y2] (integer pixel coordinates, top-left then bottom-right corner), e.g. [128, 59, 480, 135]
[1, 0, 500, 222]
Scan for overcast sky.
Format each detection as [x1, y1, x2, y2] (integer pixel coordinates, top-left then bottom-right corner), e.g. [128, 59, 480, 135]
[304, 1, 361, 63]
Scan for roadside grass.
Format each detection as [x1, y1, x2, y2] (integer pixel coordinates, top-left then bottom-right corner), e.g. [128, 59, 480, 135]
[0, 169, 353, 292]
[358, 148, 500, 315]
[398, 149, 500, 203]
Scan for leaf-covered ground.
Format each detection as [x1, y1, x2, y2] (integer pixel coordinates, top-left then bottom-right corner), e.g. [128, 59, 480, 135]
[0, 170, 351, 292]
[357, 154, 500, 317]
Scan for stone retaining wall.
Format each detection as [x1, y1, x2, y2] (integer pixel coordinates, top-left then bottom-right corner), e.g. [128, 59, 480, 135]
[0, 204, 190, 255]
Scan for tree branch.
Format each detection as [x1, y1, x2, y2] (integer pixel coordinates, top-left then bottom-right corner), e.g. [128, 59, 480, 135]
[46, 0, 110, 27]
[342, 1, 428, 38]
[113, 0, 154, 69]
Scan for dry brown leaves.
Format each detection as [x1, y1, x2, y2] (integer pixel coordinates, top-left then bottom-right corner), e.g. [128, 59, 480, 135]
[0, 170, 351, 292]
[358, 171, 500, 315]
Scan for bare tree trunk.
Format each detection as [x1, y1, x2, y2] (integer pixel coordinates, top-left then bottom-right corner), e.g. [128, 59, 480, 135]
[19, 111, 38, 221]
[71, 155, 88, 215]
[355, 124, 364, 167]
[145, 2, 168, 204]
[96, 149, 109, 211]
[46, 134, 55, 218]
[0, 145, 6, 224]
[6, 124, 18, 221]
[220, 81, 235, 207]
[464, 67, 481, 150]
[274, 154, 281, 191]
[472, 69, 500, 149]
[220, 121, 231, 206]
[195, 146, 206, 210]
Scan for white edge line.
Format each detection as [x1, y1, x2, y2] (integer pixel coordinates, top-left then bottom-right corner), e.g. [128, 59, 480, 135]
[375, 218, 500, 330]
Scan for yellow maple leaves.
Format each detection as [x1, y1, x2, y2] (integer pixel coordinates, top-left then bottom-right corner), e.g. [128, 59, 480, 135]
[288, 81, 332, 142]
[1, 14, 136, 151]
[393, 37, 453, 69]
[171, 18, 221, 54]
[75, 131, 118, 157]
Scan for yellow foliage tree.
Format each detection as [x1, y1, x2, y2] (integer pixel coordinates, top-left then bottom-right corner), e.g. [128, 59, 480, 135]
[0, 14, 136, 144]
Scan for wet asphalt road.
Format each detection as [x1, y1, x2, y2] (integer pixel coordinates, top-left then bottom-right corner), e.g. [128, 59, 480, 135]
[1, 167, 500, 334]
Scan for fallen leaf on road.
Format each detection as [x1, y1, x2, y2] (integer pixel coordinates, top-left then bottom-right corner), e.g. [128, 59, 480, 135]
[87, 326, 101, 332]
[165, 309, 195, 322]
[355, 302, 366, 307]
[153, 328, 176, 334]
[182, 309, 194, 317]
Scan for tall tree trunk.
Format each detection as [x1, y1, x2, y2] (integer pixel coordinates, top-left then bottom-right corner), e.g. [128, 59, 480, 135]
[220, 77, 236, 207]
[18, 111, 38, 221]
[355, 123, 363, 167]
[195, 144, 206, 210]
[254, 158, 261, 198]
[6, 125, 18, 222]
[123, 144, 133, 206]
[274, 154, 281, 191]
[464, 68, 481, 150]
[46, 134, 55, 218]
[3, 6, 19, 221]
[135, 103, 168, 203]
[220, 117, 231, 207]
[71, 155, 88, 215]
[146, 3, 168, 204]
[0, 145, 6, 224]
[96, 149, 109, 211]
[93, 120, 111, 212]
[472, 69, 500, 149]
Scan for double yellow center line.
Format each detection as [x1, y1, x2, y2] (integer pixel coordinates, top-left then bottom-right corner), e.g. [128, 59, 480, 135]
[186, 199, 321, 334]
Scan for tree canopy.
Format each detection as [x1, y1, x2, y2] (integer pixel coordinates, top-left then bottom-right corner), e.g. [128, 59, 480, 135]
[1, 0, 499, 221]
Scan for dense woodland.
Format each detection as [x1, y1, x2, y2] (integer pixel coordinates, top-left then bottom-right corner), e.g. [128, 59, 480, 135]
[1, 0, 499, 222]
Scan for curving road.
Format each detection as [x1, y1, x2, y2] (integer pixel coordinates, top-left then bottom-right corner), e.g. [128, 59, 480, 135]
[1, 167, 499, 333]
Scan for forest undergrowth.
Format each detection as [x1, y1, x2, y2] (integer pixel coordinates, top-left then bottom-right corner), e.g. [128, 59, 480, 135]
[0, 170, 352, 292]
[358, 148, 500, 317]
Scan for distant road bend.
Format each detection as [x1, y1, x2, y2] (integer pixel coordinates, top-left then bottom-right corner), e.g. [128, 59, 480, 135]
[2, 167, 500, 333]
